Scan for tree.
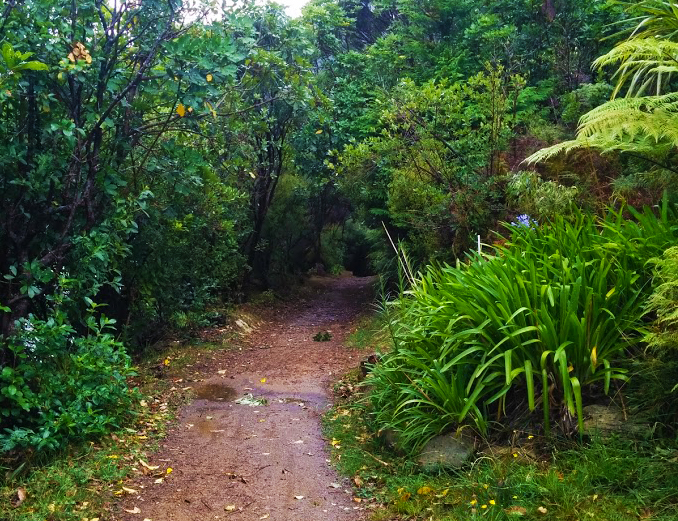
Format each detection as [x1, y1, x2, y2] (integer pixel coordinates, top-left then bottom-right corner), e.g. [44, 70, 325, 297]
[526, 0, 678, 182]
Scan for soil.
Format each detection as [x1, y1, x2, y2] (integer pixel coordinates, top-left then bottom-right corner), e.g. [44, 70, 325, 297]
[116, 275, 375, 521]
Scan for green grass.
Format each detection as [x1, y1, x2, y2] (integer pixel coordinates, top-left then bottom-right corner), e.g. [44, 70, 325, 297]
[1, 438, 143, 520]
[323, 394, 678, 521]
[345, 314, 389, 350]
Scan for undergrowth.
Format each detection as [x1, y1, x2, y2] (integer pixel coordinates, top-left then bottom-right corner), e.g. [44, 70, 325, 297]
[323, 396, 678, 521]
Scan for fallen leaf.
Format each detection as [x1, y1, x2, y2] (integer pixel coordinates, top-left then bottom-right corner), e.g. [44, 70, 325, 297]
[354, 476, 364, 487]
[353, 497, 362, 503]
[260, 377, 267, 383]
[139, 459, 159, 471]
[417, 486, 432, 496]
[206, 73, 213, 82]
[166, 467, 173, 474]
[154, 478, 164, 484]
[329, 483, 341, 489]
[139, 400, 148, 407]
[176, 104, 186, 117]
[124, 506, 142, 514]
[225, 505, 236, 511]
[505, 506, 527, 516]
[259, 515, 270, 519]
[12, 487, 27, 507]
[294, 495, 304, 500]
[315, 129, 323, 134]
[537, 506, 548, 514]
[293, 440, 304, 444]
[218, 370, 227, 375]
[122, 486, 139, 494]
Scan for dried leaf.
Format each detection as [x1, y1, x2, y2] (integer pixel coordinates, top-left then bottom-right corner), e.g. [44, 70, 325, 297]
[354, 476, 364, 487]
[225, 505, 236, 511]
[537, 506, 548, 514]
[505, 506, 527, 516]
[139, 459, 160, 471]
[259, 515, 269, 519]
[122, 486, 138, 494]
[13, 487, 27, 507]
[294, 495, 304, 500]
[417, 486, 432, 496]
[329, 483, 341, 489]
[124, 506, 142, 514]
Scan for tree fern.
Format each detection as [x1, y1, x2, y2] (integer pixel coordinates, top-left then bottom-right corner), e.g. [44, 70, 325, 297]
[526, 1, 678, 167]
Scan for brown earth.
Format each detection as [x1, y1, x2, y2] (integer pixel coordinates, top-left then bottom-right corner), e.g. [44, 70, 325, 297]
[116, 275, 375, 521]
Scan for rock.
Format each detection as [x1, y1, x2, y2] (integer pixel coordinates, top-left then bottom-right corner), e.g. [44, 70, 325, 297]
[582, 404, 649, 437]
[235, 318, 253, 333]
[359, 354, 381, 378]
[417, 433, 474, 471]
[378, 428, 400, 449]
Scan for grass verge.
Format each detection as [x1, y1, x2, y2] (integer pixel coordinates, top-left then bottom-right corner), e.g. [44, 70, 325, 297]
[345, 314, 388, 350]
[323, 381, 678, 521]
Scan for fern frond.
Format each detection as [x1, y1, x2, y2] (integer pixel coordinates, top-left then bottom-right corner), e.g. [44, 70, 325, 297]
[594, 38, 678, 96]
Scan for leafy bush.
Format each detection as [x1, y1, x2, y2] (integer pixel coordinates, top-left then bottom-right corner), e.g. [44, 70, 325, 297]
[507, 170, 579, 220]
[0, 314, 136, 452]
[370, 205, 678, 451]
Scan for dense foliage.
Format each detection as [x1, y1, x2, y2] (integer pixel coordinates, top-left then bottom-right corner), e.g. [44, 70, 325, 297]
[1, 0, 678, 456]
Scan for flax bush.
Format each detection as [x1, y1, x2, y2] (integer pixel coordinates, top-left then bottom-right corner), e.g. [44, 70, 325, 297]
[370, 203, 678, 451]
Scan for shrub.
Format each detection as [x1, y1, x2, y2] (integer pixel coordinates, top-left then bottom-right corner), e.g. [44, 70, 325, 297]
[370, 205, 677, 451]
[0, 314, 136, 452]
[646, 246, 678, 351]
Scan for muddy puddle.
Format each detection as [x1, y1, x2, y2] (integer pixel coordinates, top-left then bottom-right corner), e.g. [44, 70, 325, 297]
[194, 383, 237, 402]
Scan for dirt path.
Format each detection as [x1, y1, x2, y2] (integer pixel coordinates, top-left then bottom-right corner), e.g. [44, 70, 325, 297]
[117, 275, 375, 521]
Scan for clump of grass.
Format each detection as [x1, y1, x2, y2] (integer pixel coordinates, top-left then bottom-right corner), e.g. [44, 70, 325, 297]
[370, 204, 678, 451]
[313, 330, 332, 341]
[323, 400, 678, 521]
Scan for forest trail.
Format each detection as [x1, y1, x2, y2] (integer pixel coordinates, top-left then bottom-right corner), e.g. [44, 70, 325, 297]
[117, 275, 374, 521]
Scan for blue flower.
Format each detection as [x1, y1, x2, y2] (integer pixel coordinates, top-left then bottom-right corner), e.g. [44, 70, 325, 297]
[512, 214, 537, 229]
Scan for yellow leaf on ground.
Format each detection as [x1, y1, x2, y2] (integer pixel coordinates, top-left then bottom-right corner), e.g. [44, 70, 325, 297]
[166, 467, 173, 474]
[206, 74, 213, 82]
[417, 486, 432, 495]
[124, 506, 142, 514]
[260, 378, 267, 383]
[225, 505, 236, 511]
[176, 104, 186, 117]
[139, 459, 159, 471]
